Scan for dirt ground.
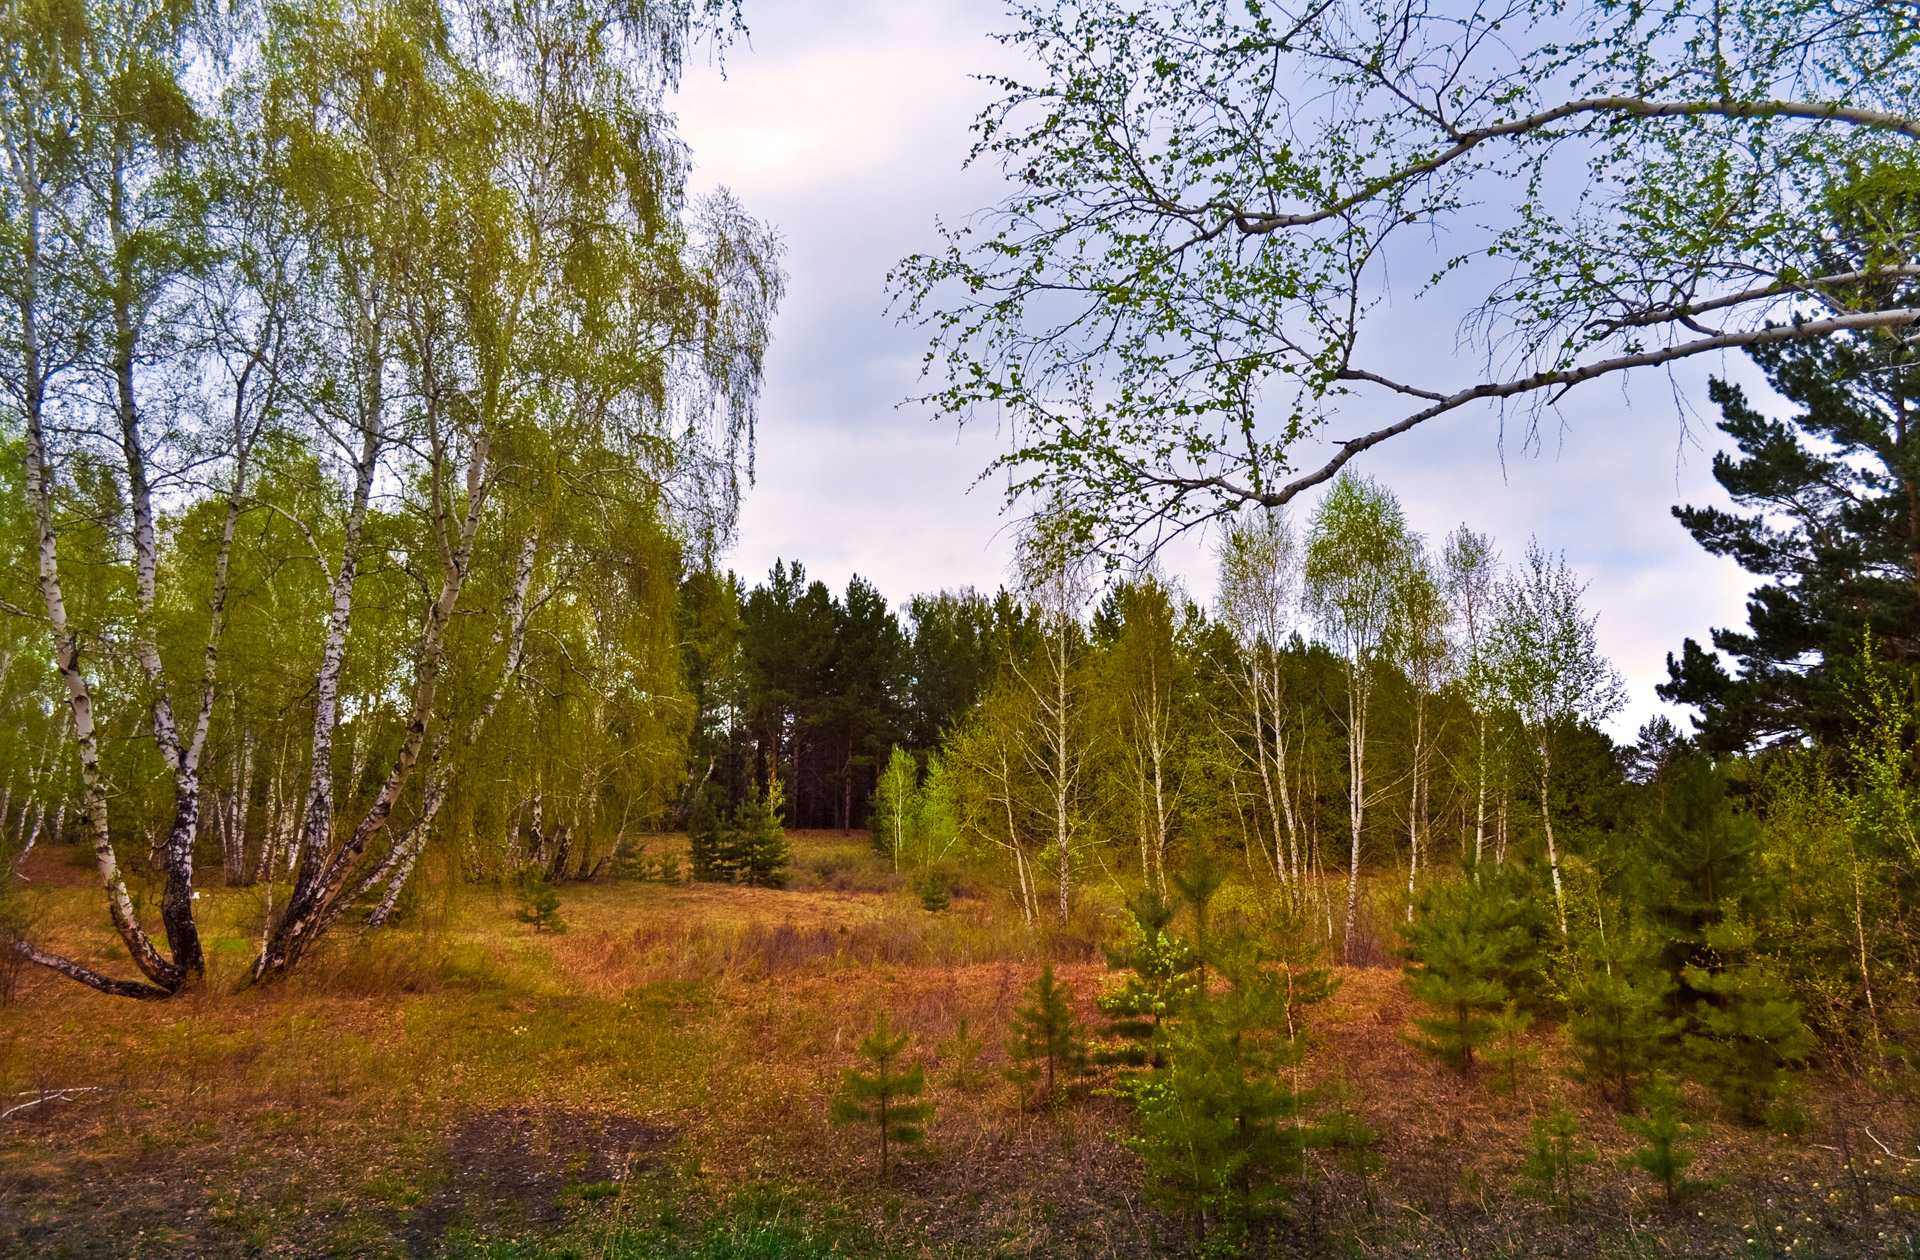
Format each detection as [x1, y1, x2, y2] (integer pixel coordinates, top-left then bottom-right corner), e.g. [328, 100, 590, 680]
[2, 836, 1917, 1258]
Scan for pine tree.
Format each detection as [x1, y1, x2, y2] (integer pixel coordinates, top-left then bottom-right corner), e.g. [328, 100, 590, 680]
[1399, 879, 1525, 1072]
[1566, 933, 1681, 1107]
[1517, 1099, 1597, 1214]
[1682, 921, 1815, 1124]
[1483, 1000, 1538, 1097]
[1006, 963, 1089, 1109]
[911, 868, 951, 912]
[1125, 935, 1332, 1247]
[1620, 1073, 1717, 1209]
[736, 782, 791, 888]
[515, 868, 566, 933]
[830, 1012, 932, 1183]
[1094, 888, 1200, 1070]
[937, 1017, 987, 1090]
[688, 784, 731, 883]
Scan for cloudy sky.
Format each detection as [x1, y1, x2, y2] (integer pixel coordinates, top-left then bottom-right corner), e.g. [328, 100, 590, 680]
[672, 0, 1765, 741]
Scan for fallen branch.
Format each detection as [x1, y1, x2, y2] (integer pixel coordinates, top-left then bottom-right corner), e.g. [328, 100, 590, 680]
[1, 1086, 110, 1121]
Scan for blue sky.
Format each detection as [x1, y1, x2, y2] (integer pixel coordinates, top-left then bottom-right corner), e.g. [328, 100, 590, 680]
[672, 0, 1766, 740]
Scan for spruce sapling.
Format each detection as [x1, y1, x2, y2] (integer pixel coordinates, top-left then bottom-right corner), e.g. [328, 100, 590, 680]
[830, 1012, 932, 1183]
[1620, 1073, 1717, 1209]
[1006, 962, 1089, 1109]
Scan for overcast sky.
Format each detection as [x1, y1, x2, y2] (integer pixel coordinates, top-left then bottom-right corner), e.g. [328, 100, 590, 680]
[671, 0, 1767, 741]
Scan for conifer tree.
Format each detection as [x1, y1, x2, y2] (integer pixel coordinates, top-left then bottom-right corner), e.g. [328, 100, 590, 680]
[1517, 1099, 1597, 1214]
[1125, 933, 1334, 1247]
[1566, 933, 1681, 1107]
[1682, 921, 1815, 1124]
[830, 1012, 932, 1183]
[937, 1017, 987, 1090]
[1483, 1000, 1537, 1097]
[1006, 963, 1089, 1109]
[688, 784, 730, 883]
[1620, 1074, 1717, 1209]
[737, 782, 791, 889]
[1094, 888, 1200, 1070]
[1399, 879, 1526, 1072]
[515, 868, 566, 933]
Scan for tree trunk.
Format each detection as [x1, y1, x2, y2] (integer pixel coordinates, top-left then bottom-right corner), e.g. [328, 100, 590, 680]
[16, 181, 176, 995]
[257, 429, 493, 976]
[1540, 739, 1567, 937]
[1341, 663, 1369, 964]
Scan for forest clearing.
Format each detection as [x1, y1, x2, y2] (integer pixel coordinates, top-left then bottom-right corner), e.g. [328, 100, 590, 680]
[7, 0, 1920, 1255]
[1, 830, 1914, 1259]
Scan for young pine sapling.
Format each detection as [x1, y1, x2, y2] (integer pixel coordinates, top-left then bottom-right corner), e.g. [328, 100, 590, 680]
[830, 1012, 932, 1183]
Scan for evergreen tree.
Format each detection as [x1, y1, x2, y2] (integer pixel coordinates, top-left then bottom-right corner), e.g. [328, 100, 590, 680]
[1483, 1000, 1538, 1098]
[515, 868, 566, 933]
[1094, 888, 1201, 1070]
[1566, 932, 1681, 1108]
[1516, 1099, 1597, 1214]
[937, 1017, 987, 1090]
[736, 783, 791, 889]
[688, 784, 731, 883]
[1006, 963, 1089, 1109]
[1662, 325, 1920, 751]
[1125, 933, 1334, 1248]
[904, 589, 1002, 750]
[1399, 878, 1531, 1072]
[1620, 1073, 1717, 1209]
[911, 868, 951, 912]
[830, 1012, 932, 1183]
[1639, 756, 1763, 968]
[1682, 921, 1816, 1124]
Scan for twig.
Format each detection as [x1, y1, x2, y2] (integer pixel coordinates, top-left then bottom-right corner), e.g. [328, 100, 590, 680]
[1, 1085, 110, 1120]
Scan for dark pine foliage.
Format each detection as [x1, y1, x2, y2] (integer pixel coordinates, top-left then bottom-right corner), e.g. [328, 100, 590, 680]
[1661, 325, 1920, 751]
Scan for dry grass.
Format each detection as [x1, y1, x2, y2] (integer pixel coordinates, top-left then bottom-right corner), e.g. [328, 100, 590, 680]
[1, 840, 1917, 1258]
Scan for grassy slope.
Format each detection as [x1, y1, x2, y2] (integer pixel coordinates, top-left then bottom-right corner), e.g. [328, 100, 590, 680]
[0, 833, 1915, 1258]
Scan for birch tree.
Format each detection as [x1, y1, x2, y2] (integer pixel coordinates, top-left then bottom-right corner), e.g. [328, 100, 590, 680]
[1444, 527, 1503, 870]
[1391, 540, 1450, 919]
[1305, 474, 1414, 962]
[1093, 575, 1189, 893]
[1491, 540, 1626, 936]
[1014, 514, 1094, 927]
[1215, 511, 1306, 900]
[899, 0, 1920, 557]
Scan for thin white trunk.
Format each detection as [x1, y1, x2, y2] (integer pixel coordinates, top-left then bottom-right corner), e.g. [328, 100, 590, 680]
[1540, 739, 1567, 938]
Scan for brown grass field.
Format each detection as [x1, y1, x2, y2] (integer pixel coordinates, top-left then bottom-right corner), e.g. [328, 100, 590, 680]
[1, 831, 1916, 1259]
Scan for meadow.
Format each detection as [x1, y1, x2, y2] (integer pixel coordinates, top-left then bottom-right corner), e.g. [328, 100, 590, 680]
[1, 833, 1914, 1260]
